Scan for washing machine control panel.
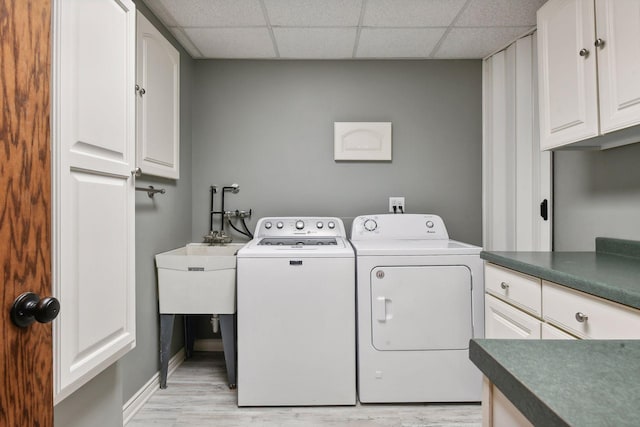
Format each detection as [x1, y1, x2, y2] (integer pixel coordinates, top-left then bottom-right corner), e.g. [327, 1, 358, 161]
[351, 214, 449, 240]
[255, 217, 347, 238]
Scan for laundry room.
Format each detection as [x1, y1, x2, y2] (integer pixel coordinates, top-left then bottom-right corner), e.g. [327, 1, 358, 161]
[6, 0, 640, 426]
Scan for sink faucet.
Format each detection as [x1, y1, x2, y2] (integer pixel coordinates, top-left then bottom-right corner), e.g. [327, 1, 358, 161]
[207, 184, 240, 244]
[203, 230, 233, 245]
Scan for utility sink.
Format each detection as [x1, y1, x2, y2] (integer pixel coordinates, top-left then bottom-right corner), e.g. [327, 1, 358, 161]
[155, 243, 246, 314]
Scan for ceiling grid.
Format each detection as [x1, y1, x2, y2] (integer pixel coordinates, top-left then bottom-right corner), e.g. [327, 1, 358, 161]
[144, 0, 547, 59]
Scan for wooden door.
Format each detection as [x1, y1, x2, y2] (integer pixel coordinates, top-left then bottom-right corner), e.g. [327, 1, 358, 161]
[0, 0, 54, 425]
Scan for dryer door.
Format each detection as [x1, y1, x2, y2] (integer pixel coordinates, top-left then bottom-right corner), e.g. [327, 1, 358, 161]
[371, 265, 472, 351]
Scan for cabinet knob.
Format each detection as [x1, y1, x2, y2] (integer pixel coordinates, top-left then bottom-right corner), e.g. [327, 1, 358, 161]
[131, 167, 142, 177]
[579, 48, 590, 58]
[500, 282, 509, 290]
[594, 38, 605, 48]
[575, 312, 588, 323]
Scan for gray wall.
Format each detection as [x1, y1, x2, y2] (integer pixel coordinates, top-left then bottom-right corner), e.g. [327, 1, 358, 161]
[554, 142, 640, 250]
[54, 1, 194, 425]
[191, 60, 483, 246]
[54, 365, 123, 427]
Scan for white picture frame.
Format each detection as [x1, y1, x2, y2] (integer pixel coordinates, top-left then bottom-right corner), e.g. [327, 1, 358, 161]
[334, 122, 392, 161]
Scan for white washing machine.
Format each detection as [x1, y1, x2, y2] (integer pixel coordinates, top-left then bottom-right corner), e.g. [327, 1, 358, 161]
[351, 214, 484, 403]
[236, 217, 355, 406]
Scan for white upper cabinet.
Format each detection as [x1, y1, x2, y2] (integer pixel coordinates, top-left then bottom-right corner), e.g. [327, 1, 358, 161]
[537, 0, 640, 150]
[136, 12, 180, 179]
[537, 0, 598, 149]
[595, 0, 640, 133]
[53, 0, 136, 402]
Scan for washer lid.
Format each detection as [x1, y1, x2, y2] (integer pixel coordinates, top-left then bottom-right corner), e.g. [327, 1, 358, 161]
[350, 238, 481, 256]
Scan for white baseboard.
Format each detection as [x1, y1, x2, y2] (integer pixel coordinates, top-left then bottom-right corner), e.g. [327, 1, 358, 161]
[122, 348, 185, 426]
[193, 338, 224, 352]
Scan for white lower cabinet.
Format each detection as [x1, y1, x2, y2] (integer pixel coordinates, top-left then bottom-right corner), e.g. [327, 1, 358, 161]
[482, 262, 640, 426]
[540, 322, 577, 339]
[543, 281, 640, 339]
[482, 377, 533, 427]
[485, 294, 541, 339]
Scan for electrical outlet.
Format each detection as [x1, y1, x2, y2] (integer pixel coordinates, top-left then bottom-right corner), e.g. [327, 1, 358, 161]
[388, 197, 405, 213]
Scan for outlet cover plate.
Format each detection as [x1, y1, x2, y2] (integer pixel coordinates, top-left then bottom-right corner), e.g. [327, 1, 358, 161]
[388, 197, 405, 213]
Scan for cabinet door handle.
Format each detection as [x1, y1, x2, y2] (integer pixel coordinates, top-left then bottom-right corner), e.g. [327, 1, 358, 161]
[594, 38, 605, 48]
[579, 48, 590, 57]
[500, 282, 509, 290]
[575, 312, 588, 323]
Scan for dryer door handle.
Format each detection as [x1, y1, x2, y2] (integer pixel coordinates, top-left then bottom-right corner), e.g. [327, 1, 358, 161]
[375, 296, 388, 322]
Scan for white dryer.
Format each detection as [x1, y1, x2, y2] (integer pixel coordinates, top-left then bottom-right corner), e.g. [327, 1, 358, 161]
[351, 214, 484, 403]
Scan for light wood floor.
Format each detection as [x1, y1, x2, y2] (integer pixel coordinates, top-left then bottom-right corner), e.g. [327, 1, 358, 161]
[128, 352, 481, 427]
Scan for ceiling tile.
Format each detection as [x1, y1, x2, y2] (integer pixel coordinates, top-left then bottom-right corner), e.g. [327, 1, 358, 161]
[169, 27, 204, 58]
[273, 28, 357, 59]
[434, 27, 531, 58]
[153, 0, 266, 27]
[264, 0, 363, 27]
[356, 28, 445, 58]
[363, 0, 467, 27]
[184, 28, 276, 58]
[456, 0, 548, 27]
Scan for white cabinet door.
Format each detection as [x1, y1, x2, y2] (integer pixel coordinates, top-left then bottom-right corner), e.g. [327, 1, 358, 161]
[595, 0, 640, 133]
[136, 12, 180, 179]
[537, 0, 599, 149]
[52, 0, 136, 403]
[541, 322, 577, 339]
[542, 281, 640, 339]
[485, 294, 541, 339]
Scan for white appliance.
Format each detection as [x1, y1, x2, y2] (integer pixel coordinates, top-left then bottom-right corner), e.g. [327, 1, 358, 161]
[236, 217, 356, 406]
[350, 214, 484, 403]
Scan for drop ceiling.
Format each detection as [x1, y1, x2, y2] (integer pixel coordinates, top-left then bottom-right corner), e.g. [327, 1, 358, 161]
[144, 0, 547, 59]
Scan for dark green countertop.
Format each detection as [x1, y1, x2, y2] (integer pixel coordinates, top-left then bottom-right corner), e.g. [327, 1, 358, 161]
[470, 339, 640, 427]
[480, 237, 640, 310]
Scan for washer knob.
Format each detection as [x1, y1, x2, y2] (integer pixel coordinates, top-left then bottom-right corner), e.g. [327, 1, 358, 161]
[316, 221, 324, 229]
[364, 219, 377, 232]
[426, 220, 434, 229]
[264, 221, 272, 229]
[295, 220, 305, 230]
[276, 221, 284, 229]
[327, 221, 336, 229]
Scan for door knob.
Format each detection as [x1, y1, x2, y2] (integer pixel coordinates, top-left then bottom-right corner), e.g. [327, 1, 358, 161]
[10, 292, 60, 328]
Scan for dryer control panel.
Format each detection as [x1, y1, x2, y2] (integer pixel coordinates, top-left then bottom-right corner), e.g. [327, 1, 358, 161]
[351, 214, 449, 240]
